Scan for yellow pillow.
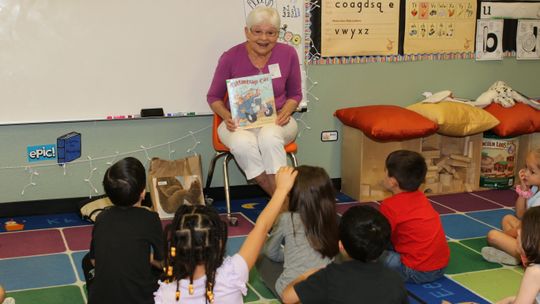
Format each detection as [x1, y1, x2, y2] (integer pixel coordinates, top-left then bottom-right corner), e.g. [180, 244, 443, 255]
[407, 101, 500, 136]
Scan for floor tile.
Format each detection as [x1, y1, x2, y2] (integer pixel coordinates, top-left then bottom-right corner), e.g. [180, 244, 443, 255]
[451, 268, 522, 303]
[446, 242, 502, 275]
[441, 214, 493, 239]
[471, 189, 517, 207]
[8, 285, 85, 304]
[406, 276, 490, 304]
[1, 254, 77, 290]
[63, 226, 93, 251]
[428, 201, 456, 214]
[430, 193, 503, 212]
[466, 209, 515, 230]
[0, 230, 65, 258]
[459, 237, 488, 253]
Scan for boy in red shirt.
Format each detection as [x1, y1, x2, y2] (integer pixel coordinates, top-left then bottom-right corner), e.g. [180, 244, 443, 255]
[379, 150, 450, 283]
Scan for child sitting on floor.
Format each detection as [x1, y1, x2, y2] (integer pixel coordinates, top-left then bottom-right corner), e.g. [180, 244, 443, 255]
[483, 148, 540, 265]
[257, 165, 339, 299]
[153, 167, 297, 303]
[280, 205, 408, 304]
[496, 206, 540, 304]
[379, 150, 450, 283]
[86, 157, 164, 304]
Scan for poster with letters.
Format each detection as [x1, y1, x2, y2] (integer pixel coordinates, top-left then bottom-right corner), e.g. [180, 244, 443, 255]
[321, 0, 400, 57]
[475, 19, 504, 61]
[404, 0, 477, 54]
[516, 20, 540, 60]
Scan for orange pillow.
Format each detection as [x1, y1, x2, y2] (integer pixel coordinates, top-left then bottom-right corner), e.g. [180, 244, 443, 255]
[335, 105, 438, 141]
[484, 103, 538, 137]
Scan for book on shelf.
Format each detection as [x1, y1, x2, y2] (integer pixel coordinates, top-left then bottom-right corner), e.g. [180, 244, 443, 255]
[226, 73, 276, 129]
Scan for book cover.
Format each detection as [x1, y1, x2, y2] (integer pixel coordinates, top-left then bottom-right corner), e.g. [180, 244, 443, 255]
[57, 132, 82, 164]
[226, 73, 276, 129]
[151, 175, 203, 219]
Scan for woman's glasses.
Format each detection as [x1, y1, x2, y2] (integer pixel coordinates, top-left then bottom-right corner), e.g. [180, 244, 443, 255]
[250, 28, 278, 38]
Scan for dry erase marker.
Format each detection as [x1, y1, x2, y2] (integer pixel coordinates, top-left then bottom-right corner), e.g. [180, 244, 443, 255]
[106, 116, 113, 120]
[113, 115, 126, 119]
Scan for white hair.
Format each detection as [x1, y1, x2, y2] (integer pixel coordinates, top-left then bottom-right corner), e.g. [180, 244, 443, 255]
[246, 7, 280, 29]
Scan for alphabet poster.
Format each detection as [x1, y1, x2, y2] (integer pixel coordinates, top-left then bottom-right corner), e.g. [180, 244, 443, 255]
[516, 20, 540, 60]
[404, 0, 477, 54]
[475, 19, 504, 61]
[321, 0, 400, 57]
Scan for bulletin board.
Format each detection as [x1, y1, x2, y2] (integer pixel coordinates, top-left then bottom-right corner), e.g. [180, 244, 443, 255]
[307, 0, 540, 64]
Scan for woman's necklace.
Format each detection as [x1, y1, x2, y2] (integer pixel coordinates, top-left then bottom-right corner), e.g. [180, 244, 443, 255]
[249, 51, 271, 75]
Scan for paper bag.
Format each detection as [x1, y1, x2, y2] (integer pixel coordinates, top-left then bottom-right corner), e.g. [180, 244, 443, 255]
[148, 155, 204, 218]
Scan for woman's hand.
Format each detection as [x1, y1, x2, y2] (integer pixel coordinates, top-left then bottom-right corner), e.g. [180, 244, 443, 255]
[225, 117, 237, 131]
[276, 109, 292, 126]
[276, 99, 298, 126]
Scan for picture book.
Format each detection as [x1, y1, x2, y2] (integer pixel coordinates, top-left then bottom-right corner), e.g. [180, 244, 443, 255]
[226, 73, 276, 129]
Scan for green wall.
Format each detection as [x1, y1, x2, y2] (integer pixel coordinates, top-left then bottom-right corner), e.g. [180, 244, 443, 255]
[1, 57, 539, 203]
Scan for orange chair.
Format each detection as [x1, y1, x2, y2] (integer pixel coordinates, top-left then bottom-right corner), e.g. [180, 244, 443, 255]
[205, 113, 298, 225]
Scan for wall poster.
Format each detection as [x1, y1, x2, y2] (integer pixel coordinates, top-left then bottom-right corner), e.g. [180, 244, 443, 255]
[516, 20, 540, 60]
[475, 19, 504, 60]
[404, 0, 477, 54]
[321, 0, 400, 57]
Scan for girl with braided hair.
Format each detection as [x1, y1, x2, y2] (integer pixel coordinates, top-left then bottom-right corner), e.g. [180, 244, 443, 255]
[154, 166, 297, 303]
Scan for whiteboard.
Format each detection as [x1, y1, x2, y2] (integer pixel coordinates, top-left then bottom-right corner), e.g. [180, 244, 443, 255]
[0, 0, 250, 124]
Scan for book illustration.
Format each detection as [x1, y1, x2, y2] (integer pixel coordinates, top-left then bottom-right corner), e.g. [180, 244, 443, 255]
[226, 73, 276, 129]
[152, 175, 203, 218]
[57, 132, 81, 164]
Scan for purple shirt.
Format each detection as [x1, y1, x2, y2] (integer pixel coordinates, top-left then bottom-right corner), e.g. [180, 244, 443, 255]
[207, 42, 302, 110]
[154, 254, 248, 304]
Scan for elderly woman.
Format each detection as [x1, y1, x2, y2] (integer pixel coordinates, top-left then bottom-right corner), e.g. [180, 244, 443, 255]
[207, 7, 302, 195]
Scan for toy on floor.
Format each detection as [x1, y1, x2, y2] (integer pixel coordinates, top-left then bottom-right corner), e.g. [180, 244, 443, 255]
[4, 219, 24, 231]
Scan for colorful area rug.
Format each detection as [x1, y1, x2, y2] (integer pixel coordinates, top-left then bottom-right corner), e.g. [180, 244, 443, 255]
[0, 189, 522, 303]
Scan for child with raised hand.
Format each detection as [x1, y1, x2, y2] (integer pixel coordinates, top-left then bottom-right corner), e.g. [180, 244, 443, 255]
[281, 205, 408, 304]
[379, 150, 449, 283]
[87, 157, 164, 304]
[153, 166, 297, 304]
[257, 165, 339, 299]
[483, 148, 540, 265]
[496, 206, 540, 304]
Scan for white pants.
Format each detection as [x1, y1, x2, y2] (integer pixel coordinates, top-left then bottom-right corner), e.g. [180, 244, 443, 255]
[217, 118, 298, 179]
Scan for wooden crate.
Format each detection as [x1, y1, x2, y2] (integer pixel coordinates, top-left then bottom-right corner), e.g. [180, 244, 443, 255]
[341, 125, 483, 201]
[341, 126, 422, 201]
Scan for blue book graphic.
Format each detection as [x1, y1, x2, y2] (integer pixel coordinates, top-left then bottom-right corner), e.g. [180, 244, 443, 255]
[57, 132, 82, 164]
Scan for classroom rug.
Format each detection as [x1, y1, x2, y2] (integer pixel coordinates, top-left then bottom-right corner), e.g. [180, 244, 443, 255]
[0, 189, 524, 303]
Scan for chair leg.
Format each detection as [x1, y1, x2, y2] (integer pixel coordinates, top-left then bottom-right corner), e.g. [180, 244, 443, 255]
[288, 152, 298, 167]
[223, 153, 238, 226]
[205, 152, 227, 191]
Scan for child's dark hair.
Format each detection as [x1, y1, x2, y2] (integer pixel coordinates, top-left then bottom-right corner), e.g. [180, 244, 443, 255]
[521, 206, 540, 266]
[385, 150, 427, 191]
[289, 165, 339, 258]
[162, 204, 228, 301]
[103, 157, 146, 206]
[339, 205, 391, 262]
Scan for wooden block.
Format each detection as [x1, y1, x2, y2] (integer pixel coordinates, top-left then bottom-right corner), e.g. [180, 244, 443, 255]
[436, 156, 449, 168]
[447, 159, 470, 168]
[450, 154, 472, 163]
[440, 173, 453, 186]
[422, 148, 441, 159]
[428, 165, 440, 172]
